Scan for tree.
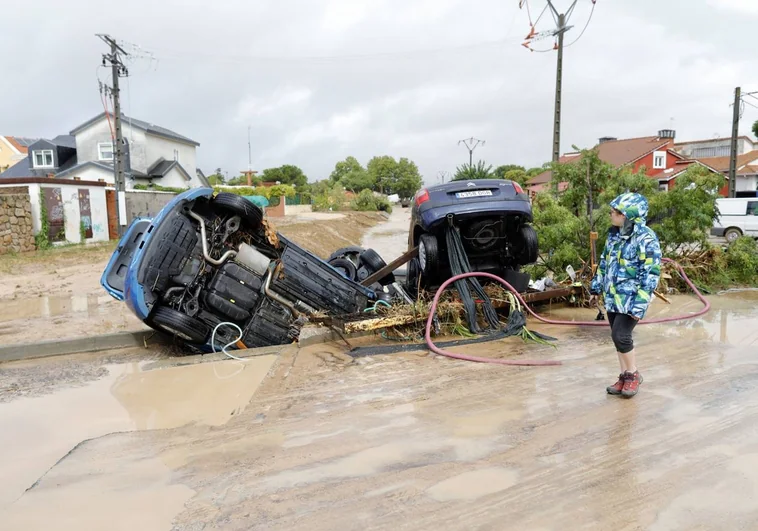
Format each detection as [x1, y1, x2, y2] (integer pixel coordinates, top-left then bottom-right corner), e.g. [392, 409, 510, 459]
[227, 174, 261, 186]
[753, 119, 758, 139]
[207, 167, 226, 186]
[493, 164, 525, 179]
[392, 157, 423, 199]
[504, 169, 529, 186]
[330, 156, 363, 183]
[650, 165, 723, 254]
[340, 168, 375, 193]
[366, 155, 397, 194]
[261, 164, 308, 192]
[452, 160, 493, 181]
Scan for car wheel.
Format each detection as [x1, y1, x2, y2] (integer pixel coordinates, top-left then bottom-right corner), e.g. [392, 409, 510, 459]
[150, 306, 210, 344]
[212, 192, 263, 230]
[359, 248, 395, 285]
[515, 224, 539, 265]
[328, 246, 364, 266]
[328, 257, 358, 281]
[418, 234, 439, 278]
[725, 227, 742, 243]
[405, 257, 421, 298]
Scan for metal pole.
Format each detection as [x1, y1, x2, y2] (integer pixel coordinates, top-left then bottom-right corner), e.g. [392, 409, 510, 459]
[552, 13, 566, 163]
[728, 86, 741, 198]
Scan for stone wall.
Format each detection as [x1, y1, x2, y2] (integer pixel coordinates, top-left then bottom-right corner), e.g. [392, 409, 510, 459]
[0, 191, 35, 254]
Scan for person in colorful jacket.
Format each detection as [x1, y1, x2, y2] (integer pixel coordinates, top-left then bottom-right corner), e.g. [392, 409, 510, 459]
[590, 192, 662, 398]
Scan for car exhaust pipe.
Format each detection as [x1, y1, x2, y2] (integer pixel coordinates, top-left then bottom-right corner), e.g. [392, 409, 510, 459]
[263, 262, 317, 317]
[188, 210, 238, 266]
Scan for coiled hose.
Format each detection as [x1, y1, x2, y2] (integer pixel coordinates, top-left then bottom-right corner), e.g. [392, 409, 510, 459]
[424, 258, 710, 366]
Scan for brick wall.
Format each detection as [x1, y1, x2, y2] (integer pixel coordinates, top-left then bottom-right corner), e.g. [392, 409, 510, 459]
[0, 192, 35, 254]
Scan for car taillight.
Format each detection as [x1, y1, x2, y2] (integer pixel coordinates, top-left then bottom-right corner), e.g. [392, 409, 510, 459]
[513, 182, 524, 195]
[415, 189, 430, 207]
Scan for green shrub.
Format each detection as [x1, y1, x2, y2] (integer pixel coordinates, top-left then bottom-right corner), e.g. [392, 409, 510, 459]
[312, 184, 347, 212]
[725, 237, 758, 284]
[133, 184, 185, 194]
[350, 189, 393, 213]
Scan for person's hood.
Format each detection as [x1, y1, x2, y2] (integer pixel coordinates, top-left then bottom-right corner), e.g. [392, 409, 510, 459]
[610, 192, 648, 226]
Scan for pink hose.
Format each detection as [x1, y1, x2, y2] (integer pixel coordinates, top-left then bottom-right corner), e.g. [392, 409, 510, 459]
[424, 258, 711, 366]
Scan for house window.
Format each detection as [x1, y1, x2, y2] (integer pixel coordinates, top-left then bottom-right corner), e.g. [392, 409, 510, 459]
[173, 149, 179, 161]
[98, 142, 114, 161]
[653, 151, 666, 169]
[658, 182, 668, 192]
[33, 150, 54, 168]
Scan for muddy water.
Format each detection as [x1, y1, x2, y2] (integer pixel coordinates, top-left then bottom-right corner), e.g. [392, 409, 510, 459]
[0, 294, 114, 323]
[361, 207, 412, 263]
[0, 355, 276, 513]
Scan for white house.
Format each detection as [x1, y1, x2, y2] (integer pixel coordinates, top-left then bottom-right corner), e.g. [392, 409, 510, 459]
[58, 112, 207, 190]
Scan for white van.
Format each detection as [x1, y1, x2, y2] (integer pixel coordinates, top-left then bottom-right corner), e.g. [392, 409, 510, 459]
[711, 198, 758, 242]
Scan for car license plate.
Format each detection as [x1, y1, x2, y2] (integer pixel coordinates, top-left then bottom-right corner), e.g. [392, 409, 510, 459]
[455, 190, 493, 198]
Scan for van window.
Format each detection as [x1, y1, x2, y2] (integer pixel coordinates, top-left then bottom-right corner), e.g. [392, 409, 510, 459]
[748, 201, 758, 216]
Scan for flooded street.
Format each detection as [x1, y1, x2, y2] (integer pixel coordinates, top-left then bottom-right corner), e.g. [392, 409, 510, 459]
[1, 288, 757, 530]
[361, 206, 412, 263]
[1, 213, 757, 530]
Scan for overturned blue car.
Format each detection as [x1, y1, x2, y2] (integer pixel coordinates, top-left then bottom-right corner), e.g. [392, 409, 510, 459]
[101, 188, 378, 351]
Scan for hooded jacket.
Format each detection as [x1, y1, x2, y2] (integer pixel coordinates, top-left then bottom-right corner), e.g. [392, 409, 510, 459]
[590, 192, 662, 320]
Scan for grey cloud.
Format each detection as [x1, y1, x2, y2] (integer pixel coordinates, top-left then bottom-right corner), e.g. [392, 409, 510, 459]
[2, 0, 758, 186]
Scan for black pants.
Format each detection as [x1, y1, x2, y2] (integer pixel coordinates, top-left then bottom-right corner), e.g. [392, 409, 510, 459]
[607, 312, 637, 354]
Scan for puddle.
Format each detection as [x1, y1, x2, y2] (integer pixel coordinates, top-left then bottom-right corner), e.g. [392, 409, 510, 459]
[0, 294, 115, 323]
[0, 356, 276, 508]
[426, 467, 519, 501]
[361, 208, 411, 264]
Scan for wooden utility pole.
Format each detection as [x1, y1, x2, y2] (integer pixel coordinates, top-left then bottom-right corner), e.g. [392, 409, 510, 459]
[97, 34, 129, 236]
[728, 86, 741, 199]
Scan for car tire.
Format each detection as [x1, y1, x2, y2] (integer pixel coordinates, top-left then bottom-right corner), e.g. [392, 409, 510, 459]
[725, 227, 742, 243]
[359, 248, 395, 285]
[212, 192, 263, 230]
[328, 246, 364, 266]
[150, 306, 210, 344]
[328, 257, 358, 281]
[515, 224, 539, 265]
[405, 257, 421, 299]
[418, 234, 439, 278]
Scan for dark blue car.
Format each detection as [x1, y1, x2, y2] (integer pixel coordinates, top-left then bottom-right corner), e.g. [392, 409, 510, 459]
[405, 179, 538, 292]
[101, 188, 377, 351]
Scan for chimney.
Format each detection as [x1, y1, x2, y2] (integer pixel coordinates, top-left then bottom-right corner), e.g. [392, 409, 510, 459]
[598, 136, 617, 144]
[658, 129, 676, 140]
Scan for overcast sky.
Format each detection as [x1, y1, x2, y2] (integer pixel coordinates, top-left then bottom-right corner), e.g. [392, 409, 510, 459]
[3, 0, 758, 185]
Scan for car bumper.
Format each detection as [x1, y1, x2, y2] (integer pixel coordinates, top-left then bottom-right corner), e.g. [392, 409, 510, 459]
[419, 202, 533, 231]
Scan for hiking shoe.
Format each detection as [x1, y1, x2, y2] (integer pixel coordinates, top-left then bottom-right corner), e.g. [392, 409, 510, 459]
[606, 373, 625, 395]
[621, 371, 643, 398]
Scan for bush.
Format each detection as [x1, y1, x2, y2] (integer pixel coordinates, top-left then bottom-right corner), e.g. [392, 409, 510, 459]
[214, 184, 296, 200]
[133, 184, 185, 193]
[350, 189, 392, 213]
[312, 184, 348, 212]
[725, 237, 758, 284]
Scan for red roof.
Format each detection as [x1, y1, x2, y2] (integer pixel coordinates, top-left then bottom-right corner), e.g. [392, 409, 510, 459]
[5, 137, 29, 153]
[527, 136, 672, 187]
[694, 151, 758, 172]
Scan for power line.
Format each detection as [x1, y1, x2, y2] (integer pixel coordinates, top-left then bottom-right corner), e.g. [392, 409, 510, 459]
[519, 0, 598, 163]
[457, 137, 485, 166]
[97, 33, 130, 237]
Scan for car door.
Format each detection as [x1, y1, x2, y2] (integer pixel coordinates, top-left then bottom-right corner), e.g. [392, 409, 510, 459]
[746, 201, 758, 236]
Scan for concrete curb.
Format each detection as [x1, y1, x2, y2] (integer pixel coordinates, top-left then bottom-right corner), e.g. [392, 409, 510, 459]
[0, 326, 372, 365]
[0, 330, 171, 364]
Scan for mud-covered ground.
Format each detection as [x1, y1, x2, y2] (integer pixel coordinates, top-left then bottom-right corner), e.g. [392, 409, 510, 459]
[1, 291, 757, 530]
[0, 211, 385, 346]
